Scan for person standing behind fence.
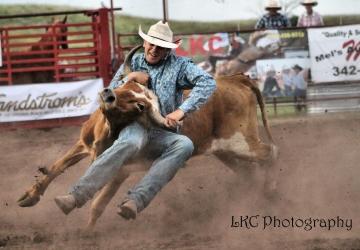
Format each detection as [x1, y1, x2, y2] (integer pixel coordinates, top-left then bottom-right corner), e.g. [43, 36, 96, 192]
[255, 0, 291, 29]
[292, 64, 307, 111]
[297, 0, 324, 27]
[262, 68, 282, 97]
[282, 65, 293, 97]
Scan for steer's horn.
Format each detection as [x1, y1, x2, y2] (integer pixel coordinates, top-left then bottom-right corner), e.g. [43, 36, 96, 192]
[122, 44, 143, 79]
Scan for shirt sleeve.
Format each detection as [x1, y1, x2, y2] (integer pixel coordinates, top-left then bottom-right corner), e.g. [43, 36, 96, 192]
[109, 64, 126, 89]
[177, 60, 216, 114]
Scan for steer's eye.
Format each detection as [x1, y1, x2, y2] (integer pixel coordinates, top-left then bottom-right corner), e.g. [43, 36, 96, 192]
[137, 103, 145, 111]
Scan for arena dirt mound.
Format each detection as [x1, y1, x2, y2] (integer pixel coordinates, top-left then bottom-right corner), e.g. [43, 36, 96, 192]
[1, 113, 360, 249]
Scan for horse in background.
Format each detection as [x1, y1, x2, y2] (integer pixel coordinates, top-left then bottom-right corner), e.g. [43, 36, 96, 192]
[1, 16, 69, 84]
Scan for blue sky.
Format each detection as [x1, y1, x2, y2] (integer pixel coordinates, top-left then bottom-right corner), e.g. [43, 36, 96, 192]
[1, 0, 359, 21]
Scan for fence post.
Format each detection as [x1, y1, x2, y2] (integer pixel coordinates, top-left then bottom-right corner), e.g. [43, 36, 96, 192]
[98, 8, 112, 86]
[52, 24, 60, 82]
[4, 29, 12, 85]
[273, 97, 277, 116]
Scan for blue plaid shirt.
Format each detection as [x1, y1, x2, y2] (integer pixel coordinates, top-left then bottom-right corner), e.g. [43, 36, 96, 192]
[255, 13, 291, 29]
[109, 52, 216, 116]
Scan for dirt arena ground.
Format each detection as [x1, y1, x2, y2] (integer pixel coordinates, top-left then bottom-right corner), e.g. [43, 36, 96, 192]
[1, 112, 360, 249]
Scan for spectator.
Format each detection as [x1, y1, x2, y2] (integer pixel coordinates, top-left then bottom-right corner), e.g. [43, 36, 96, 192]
[297, 0, 324, 27]
[262, 68, 282, 97]
[292, 64, 307, 111]
[255, 0, 291, 29]
[282, 65, 293, 96]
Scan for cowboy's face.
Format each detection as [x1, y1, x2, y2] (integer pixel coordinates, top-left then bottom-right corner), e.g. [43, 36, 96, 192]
[143, 41, 170, 65]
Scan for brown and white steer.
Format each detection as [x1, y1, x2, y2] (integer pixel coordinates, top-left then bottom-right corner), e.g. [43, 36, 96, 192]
[18, 45, 278, 229]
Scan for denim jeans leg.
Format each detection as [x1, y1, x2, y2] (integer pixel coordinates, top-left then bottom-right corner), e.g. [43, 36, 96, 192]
[127, 129, 194, 212]
[69, 122, 148, 207]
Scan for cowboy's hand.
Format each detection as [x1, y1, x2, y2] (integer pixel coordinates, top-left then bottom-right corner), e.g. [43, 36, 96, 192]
[165, 109, 185, 129]
[127, 71, 150, 86]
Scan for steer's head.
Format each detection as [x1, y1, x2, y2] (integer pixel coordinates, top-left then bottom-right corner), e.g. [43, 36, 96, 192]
[98, 44, 164, 129]
[99, 87, 149, 124]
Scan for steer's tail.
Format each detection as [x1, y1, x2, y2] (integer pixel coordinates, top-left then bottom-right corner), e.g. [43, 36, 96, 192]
[237, 74, 274, 144]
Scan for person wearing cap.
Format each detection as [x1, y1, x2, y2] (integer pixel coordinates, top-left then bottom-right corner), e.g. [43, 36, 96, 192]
[255, 0, 291, 29]
[54, 21, 216, 220]
[297, 0, 324, 27]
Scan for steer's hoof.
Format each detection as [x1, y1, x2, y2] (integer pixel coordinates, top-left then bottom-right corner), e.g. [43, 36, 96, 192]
[17, 193, 40, 207]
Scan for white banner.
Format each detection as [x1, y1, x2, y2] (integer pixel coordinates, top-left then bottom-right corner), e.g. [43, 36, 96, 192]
[308, 24, 360, 83]
[0, 79, 103, 122]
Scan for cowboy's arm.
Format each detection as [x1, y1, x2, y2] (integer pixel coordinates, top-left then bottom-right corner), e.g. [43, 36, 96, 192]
[109, 65, 125, 89]
[177, 60, 216, 115]
[109, 64, 149, 89]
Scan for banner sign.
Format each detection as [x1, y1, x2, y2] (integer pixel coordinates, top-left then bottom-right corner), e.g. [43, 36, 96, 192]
[308, 24, 360, 83]
[176, 29, 310, 98]
[176, 29, 309, 73]
[0, 78, 103, 122]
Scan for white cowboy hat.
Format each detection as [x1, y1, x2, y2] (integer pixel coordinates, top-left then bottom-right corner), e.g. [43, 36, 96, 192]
[138, 21, 179, 49]
[301, 0, 318, 5]
[265, 0, 281, 9]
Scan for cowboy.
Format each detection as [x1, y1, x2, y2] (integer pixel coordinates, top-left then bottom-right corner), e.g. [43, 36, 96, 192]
[54, 21, 216, 219]
[255, 0, 291, 29]
[297, 0, 324, 27]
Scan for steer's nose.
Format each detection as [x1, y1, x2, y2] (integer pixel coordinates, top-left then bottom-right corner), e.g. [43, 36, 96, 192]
[101, 88, 115, 103]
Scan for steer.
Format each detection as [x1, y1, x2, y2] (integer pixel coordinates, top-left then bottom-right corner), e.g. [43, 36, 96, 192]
[18, 45, 278, 230]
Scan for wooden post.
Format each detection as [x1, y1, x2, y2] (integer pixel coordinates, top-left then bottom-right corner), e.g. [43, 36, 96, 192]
[162, 0, 168, 23]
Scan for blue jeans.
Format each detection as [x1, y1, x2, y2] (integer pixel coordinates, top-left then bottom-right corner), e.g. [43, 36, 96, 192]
[69, 122, 194, 212]
[284, 85, 293, 97]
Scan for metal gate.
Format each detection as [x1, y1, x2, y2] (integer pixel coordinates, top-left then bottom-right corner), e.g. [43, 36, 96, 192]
[0, 8, 118, 129]
[0, 8, 116, 86]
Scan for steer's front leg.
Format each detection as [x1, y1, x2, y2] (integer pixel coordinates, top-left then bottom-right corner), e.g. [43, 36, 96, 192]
[17, 141, 89, 207]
